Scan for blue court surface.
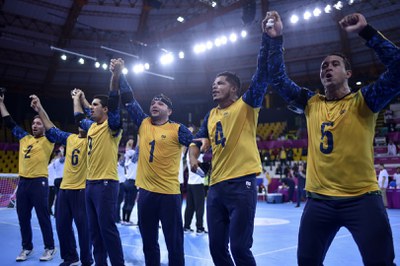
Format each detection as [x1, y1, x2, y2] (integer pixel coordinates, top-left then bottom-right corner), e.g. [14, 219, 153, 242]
[0, 202, 399, 266]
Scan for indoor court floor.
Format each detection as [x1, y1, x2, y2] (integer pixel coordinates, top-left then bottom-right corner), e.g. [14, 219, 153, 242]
[0, 201, 399, 266]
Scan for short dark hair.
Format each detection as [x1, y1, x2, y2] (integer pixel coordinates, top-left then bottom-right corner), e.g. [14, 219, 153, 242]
[216, 71, 241, 93]
[33, 115, 41, 121]
[93, 94, 109, 107]
[327, 52, 351, 70]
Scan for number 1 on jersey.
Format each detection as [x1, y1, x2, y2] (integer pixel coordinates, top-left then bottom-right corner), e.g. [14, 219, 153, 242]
[215, 121, 226, 147]
[149, 140, 155, 162]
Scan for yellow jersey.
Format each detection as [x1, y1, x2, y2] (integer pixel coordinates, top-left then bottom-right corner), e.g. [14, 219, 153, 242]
[305, 90, 379, 196]
[207, 98, 262, 185]
[87, 120, 122, 181]
[136, 118, 188, 194]
[19, 135, 54, 178]
[60, 134, 88, 189]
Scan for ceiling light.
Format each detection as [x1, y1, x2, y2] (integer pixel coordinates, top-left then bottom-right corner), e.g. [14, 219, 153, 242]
[303, 11, 312, 20]
[78, 58, 85, 64]
[102, 63, 108, 70]
[324, 5, 332, 13]
[94, 62, 100, 68]
[333, 1, 343, 10]
[178, 51, 185, 59]
[290, 15, 299, 24]
[229, 33, 237, 42]
[144, 63, 150, 70]
[240, 30, 247, 38]
[133, 64, 144, 73]
[313, 8, 321, 17]
[60, 54, 67, 60]
[122, 68, 128, 75]
[177, 16, 184, 23]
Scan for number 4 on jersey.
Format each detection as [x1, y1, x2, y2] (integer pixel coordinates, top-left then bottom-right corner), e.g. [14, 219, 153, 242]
[215, 121, 226, 147]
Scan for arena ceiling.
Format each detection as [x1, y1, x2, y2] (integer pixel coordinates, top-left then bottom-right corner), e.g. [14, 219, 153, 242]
[0, 0, 399, 106]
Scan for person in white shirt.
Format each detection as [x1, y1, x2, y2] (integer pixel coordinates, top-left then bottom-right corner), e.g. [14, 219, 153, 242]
[52, 149, 65, 216]
[378, 164, 389, 207]
[116, 153, 126, 223]
[184, 153, 207, 235]
[47, 157, 57, 216]
[387, 140, 397, 156]
[391, 167, 400, 188]
[123, 140, 139, 225]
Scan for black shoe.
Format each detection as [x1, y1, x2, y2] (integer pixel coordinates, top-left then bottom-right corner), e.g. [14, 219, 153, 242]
[184, 228, 194, 233]
[196, 229, 207, 235]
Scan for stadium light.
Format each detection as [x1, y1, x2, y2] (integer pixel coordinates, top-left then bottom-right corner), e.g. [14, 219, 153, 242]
[290, 15, 299, 24]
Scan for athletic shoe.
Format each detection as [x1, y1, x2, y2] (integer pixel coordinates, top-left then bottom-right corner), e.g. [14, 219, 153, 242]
[39, 248, 57, 261]
[59, 260, 80, 266]
[196, 229, 207, 235]
[184, 228, 194, 233]
[124, 221, 135, 226]
[16, 249, 33, 261]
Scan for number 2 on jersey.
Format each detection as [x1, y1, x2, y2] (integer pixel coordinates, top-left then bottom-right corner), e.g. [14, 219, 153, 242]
[215, 121, 226, 147]
[24, 145, 33, 158]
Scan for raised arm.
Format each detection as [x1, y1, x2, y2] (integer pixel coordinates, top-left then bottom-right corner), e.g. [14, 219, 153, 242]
[73, 90, 93, 131]
[30, 94, 71, 144]
[264, 11, 315, 111]
[338, 14, 400, 112]
[110, 58, 148, 127]
[30, 94, 55, 130]
[0, 93, 28, 140]
[241, 30, 270, 108]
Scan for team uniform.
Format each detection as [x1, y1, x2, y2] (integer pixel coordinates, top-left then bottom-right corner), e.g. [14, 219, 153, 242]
[3, 116, 55, 256]
[76, 91, 124, 266]
[120, 75, 193, 266]
[46, 128, 93, 266]
[268, 25, 399, 265]
[194, 33, 269, 266]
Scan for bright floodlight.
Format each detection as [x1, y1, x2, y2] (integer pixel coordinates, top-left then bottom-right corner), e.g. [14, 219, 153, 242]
[133, 64, 144, 73]
[333, 1, 343, 10]
[177, 16, 184, 23]
[78, 58, 85, 64]
[313, 8, 321, 17]
[178, 51, 185, 59]
[193, 44, 206, 53]
[324, 5, 332, 13]
[102, 63, 108, 70]
[144, 63, 150, 70]
[122, 68, 128, 75]
[290, 15, 299, 24]
[303, 11, 312, 20]
[61, 54, 67, 60]
[220, 36, 228, 45]
[211, 1, 217, 7]
[160, 53, 174, 65]
[206, 41, 213, 50]
[229, 33, 237, 43]
[348, 0, 355, 5]
[240, 30, 247, 38]
[356, 81, 362, 86]
[94, 62, 100, 68]
[214, 38, 221, 47]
